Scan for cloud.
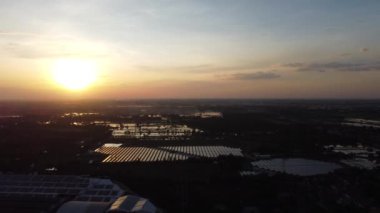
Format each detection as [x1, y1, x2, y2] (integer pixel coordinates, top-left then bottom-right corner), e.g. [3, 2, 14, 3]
[282, 62, 304, 68]
[137, 64, 213, 73]
[361, 48, 369, 52]
[297, 62, 380, 72]
[340, 53, 352, 57]
[1, 41, 110, 59]
[0, 30, 112, 59]
[137, 63, 265, 73]
[0, 32, 44, 38]
[2, 42, 73, 58]
[224, 71, 281, 80]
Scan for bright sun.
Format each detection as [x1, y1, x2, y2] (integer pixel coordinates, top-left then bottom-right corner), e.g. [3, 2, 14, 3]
[52, 59, 97, 91]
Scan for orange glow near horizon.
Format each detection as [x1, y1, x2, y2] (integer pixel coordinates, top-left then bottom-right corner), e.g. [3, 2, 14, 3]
[52, 59, 98, 91]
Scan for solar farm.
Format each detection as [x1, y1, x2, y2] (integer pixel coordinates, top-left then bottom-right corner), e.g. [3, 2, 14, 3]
[95, 145, 243, 163]
[111, 123, 202, 140]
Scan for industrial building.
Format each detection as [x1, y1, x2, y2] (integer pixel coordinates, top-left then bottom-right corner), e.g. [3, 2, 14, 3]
[0, 174, 156, 213]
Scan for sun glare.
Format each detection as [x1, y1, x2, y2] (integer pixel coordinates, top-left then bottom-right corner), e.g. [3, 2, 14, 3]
[52, 59, 97, 91]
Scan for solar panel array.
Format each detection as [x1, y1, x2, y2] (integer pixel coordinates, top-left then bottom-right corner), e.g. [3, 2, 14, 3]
[111, 123, 202, 140]
[95, 145, 243, 163]
[240, 171, 259, 176]
[0, 175, 124, 203]
[251, 158, 341, 176]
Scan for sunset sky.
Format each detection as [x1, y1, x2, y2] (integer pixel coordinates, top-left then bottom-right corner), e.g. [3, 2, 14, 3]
[1, 0, 379, 99]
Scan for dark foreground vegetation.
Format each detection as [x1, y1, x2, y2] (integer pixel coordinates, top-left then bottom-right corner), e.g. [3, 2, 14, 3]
[0, 99, 379, 212]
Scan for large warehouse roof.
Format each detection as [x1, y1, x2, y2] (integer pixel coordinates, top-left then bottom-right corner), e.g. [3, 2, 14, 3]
[57, 201, 109, 213]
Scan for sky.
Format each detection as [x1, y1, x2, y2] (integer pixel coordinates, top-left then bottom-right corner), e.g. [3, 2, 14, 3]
[0, 0, 380, 99]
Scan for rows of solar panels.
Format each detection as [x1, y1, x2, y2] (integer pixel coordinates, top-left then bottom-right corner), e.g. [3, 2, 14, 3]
[112, 126, 201, 139]
[96, 146, 243, 163]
